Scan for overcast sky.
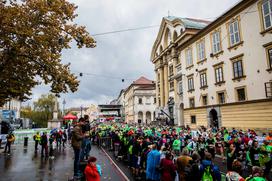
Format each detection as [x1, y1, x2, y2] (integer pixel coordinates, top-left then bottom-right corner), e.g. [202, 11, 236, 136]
[26, 0, 240, 109]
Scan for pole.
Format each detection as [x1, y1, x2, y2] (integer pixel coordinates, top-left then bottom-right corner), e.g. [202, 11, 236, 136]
[80, 106, 83, 118]
[62, 99, 66, 116]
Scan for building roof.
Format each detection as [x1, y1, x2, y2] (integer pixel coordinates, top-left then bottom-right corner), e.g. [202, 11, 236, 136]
[164, 16, 210, 30]
[132, 76, 154, 85]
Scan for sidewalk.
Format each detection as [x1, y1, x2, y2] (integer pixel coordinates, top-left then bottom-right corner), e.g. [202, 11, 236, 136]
[0, 143, 125, 181]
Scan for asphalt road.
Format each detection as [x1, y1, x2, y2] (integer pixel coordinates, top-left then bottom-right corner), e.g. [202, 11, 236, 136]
[0, 143, 125, 181]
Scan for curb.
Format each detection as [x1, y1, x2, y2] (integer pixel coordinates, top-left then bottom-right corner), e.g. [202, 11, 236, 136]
[100, 147, 130, 181]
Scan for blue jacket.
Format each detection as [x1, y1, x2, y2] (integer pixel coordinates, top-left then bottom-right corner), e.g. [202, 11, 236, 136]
[146, 149, 161, 181]
[200, 160, 221, 181]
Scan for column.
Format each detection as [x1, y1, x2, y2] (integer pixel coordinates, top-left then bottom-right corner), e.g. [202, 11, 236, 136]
[143, 112, 146, 125]
[163, 56, 169, 107]
[151, 111, 154, 123]
[172, 48, 179, 102]
[159, 67, 164, 107]
[155, 70, 159, 107]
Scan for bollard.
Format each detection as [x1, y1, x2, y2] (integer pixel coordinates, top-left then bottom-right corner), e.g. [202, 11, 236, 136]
[24, 137, 28, 147]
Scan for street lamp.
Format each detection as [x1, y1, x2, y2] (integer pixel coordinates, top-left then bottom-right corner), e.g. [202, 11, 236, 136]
[62, 99, 66, 116]
[80, 105, 83, 118]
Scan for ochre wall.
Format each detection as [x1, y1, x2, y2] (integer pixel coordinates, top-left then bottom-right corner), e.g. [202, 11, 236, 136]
[184, 108, 208, 129]
[221, 100, 272, 130]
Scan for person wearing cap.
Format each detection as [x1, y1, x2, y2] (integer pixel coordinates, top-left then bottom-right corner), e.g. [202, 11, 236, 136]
[84, 156, 101, 181]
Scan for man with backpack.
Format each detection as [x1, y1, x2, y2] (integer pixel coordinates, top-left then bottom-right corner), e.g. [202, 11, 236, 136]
[199, 152, 221, 181]
[3, 132, 15, 154]
[33, 131, 41, 151]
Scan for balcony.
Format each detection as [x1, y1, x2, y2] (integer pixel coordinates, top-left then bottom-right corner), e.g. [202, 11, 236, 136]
[173, 64, 183, 79]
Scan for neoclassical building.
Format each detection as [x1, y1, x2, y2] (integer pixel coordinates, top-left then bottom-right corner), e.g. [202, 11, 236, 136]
[151, 0, 272, 130]
[122, 76, 156, 124]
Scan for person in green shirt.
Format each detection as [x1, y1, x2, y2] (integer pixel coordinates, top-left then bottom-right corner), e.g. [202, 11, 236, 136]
[172, 136, 181, 156]
[259, 140, 272, 180]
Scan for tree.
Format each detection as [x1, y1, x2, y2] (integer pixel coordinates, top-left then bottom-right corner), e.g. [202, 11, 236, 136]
[0, 0, 96, 106]
[21, 94, 60, 127]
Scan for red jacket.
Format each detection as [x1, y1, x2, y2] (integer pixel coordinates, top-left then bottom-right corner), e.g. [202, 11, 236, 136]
[84, 164, 100, 181]
[160, 158, 176, 181]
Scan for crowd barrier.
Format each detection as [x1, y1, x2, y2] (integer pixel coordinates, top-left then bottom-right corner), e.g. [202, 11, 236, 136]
[98, 137, 112, 150]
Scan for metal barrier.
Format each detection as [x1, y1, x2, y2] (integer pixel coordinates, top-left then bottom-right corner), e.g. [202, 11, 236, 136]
[98, 137, 112, 150]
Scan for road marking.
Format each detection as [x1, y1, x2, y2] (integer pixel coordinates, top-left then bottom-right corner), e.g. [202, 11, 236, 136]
[100, 147, 130, 181]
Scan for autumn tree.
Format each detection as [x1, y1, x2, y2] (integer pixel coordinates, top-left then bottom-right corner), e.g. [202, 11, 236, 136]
[21, 94, 59, 127]
[0, 0, 96, 106]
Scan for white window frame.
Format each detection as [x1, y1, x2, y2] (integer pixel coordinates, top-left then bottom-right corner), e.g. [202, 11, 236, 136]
[200, 72, 207, 88]
[197, 40, 205, 61]
[215, 67, 224, 83]
[188, 77, 194, 91]
[178, 81, 183, 94]
[229, 20, 240, 46]
[186, 48, 193, 67]
[212, 31, 221, 54]
[233, 60, 244, 78]
[262, 0, 272, 30]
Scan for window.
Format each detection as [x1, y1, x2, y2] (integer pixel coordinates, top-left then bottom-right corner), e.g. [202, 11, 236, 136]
[154, 97, 156, 104]
[188, 76, 194, 91]
[178, 81, 183, 94]
[169, 81, 174, 91]
[212, 31, 221, 54]
[261, 0, 272, 30]
[146, 97, 151, 105]
[202, 95, 208, 106]
[236, 88, 246, 101]
[168, 30, 172, 45]
[268, 48, 272, 69]
[200, 72, 207, 88]
[186, 48, 193, 67]
[229, 19, 241, 46]
[218, 92, 225, 104]
[189, 98, 195, 108]
[138, 98, 142, 104]
[197, 40, 205, 61]
[169, 65, 174, 76]
[191, 115, 196, 124]
[233, 60, 244, 78]
[215, 66, 224, 83]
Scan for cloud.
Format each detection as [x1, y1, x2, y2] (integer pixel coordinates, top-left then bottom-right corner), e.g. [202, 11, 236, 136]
[26, 0, 240, 108]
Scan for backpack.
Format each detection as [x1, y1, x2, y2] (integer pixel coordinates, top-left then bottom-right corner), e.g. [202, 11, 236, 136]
[202, 165, 214, 181]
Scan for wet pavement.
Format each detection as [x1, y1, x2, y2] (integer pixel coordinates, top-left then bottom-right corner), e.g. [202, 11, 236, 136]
[0, 143, 126, 181]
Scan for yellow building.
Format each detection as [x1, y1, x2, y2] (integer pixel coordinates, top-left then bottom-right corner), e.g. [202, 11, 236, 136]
[150, 0, 272, 130]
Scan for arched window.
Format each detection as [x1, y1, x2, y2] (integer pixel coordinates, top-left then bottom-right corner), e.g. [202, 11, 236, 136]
[173, 30, 178, 41]
[164, 28, 171, 48]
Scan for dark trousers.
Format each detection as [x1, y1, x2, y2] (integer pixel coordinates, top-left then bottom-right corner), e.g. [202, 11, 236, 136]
[264, 160, 272, 178]
[35, 141, 39, 150]
[4, 142, 11, 153]
[41, 145, 48, 156]
[73, 147, 81, 176]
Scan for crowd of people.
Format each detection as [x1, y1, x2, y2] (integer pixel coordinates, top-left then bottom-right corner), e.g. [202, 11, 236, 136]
[32, 128, 68, 158]
[88, 123, 272, 181]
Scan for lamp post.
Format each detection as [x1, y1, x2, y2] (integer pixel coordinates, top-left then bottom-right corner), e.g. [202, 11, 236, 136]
[62, 99, 66, 116]
[80, 106, 83, 118]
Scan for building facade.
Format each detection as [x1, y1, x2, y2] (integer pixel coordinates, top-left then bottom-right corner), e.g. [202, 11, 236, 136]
[0, 98, 21, 120]
[123, 76, 156, 124]
[151, 0, 272, 130]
